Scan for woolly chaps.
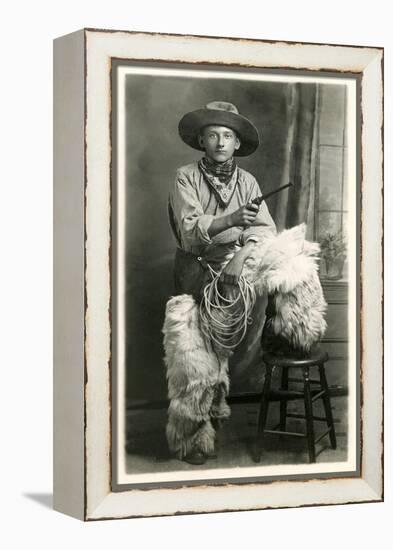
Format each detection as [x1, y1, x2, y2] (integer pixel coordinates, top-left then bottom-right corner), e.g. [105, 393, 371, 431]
[163, 224, 327, 458]
[162, 294, 230, 459]
[242, 223, 327, 352]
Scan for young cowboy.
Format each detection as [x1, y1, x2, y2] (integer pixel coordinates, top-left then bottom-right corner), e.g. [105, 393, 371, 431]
[165, 101, 277, 465]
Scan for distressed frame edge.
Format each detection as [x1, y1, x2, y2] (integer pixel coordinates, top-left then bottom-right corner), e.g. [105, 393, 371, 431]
[83, 30, 383, 521]
[83, 26, 384, 55]
[87, 481, 382, 521]
[358, 48, 384, 501]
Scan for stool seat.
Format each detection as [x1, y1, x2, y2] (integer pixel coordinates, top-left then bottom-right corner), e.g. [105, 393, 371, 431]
[254, 350, 337, 464]
[263, 351, 329, 368]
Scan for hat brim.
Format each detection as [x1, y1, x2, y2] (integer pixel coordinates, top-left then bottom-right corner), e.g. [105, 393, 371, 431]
[178, 109, 259, 157]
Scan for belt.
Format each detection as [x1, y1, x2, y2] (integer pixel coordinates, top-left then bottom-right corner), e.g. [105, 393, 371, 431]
[176, 247, 210, 270]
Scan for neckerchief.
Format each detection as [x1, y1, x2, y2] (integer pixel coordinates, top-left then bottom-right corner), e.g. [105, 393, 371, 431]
[199, 156, 236, 183]
[198, 156, 238, 208]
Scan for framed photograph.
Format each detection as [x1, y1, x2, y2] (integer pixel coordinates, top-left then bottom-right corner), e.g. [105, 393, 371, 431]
[53, 28, 383, 520]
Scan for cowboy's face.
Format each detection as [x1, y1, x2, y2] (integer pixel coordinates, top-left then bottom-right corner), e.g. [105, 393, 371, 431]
[198, 125, 240, 163]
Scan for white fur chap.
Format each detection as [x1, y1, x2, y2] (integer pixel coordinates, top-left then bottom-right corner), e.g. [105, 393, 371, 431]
[163, 294, 230, 459]
[163, 224, 327, 459]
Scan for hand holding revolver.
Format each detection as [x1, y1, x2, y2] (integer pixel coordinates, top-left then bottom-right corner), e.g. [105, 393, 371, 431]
[229, 202, 260, 228]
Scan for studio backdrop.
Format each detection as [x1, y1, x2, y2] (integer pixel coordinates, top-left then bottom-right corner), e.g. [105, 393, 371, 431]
[122, 66, 347, 404]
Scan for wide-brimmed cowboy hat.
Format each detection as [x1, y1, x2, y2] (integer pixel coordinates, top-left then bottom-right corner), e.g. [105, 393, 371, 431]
[178, 101, 259, 157]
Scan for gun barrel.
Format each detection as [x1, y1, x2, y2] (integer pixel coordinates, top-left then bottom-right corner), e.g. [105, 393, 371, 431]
[251, 182, 293, 206]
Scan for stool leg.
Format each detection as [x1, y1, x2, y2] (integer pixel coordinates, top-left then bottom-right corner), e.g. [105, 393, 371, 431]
[279, 367, 289, 431]
[318, 364, 337, 449]
[254, 364, 273, 462]
[303, 367, 316, 463]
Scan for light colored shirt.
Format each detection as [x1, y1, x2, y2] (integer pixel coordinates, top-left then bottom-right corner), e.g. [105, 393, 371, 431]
[169, 161, 276, 265]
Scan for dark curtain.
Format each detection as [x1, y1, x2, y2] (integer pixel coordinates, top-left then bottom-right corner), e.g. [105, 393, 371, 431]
[275, 83, 319, 230]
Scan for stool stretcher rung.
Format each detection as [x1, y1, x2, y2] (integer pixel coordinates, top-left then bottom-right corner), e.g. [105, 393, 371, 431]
[264, 429, 305, 438]
[311, 390, 325, 402]
[286, 413, 306, 420]
[269, 390, 304, 400]
[287, 377, 320, 384]
[286, 413, 328, 422]
[313, 415, 329, 422]
[314, 428, 331, 444]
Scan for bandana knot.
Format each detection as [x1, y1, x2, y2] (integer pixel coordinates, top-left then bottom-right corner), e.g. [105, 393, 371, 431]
[198, 157, 238, 207]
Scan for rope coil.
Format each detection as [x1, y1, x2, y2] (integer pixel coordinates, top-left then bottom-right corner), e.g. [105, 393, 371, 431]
[199, 265, 256, 351]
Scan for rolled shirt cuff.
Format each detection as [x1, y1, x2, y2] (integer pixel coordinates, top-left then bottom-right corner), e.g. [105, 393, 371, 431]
[196, 214, 215, 245]
[240, 233, 259, 245]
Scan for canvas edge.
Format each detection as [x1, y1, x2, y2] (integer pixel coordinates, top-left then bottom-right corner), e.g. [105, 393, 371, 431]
[53, 29, 86, 521]
[82, 29, 383, 520]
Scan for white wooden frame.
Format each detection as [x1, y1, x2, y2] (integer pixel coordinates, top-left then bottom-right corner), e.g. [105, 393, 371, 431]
[53, 28, 383, 521]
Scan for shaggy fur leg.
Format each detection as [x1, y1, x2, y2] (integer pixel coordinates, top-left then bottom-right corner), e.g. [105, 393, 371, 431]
[166, 411, 216, 459]
[243, 224, 327, 352]
[166, 383, 229, 460]
[166, 411, 197, 459]
[191, 420, 216, 456]
[207, 381, 231, 452]
[210, 383, 231, 423]
[163, 294, 231, 460]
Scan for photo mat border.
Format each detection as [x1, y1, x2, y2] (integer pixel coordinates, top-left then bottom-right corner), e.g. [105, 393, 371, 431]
[110, 59, 362, 491]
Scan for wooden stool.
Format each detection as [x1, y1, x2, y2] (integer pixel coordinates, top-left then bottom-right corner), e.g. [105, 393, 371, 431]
[254, 351, 337, 463]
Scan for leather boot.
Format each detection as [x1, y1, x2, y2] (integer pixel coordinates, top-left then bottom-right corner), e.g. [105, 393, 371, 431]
[182, 451, 207, 465]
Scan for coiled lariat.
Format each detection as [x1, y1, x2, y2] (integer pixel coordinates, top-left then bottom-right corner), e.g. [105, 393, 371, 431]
[199, 265, 256, 351]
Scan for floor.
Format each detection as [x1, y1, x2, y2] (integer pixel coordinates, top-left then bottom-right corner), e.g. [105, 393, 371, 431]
[125, 396, 348, 474]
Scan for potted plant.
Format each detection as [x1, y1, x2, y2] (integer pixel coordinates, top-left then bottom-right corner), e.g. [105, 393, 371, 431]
[320, 231, 347, 280]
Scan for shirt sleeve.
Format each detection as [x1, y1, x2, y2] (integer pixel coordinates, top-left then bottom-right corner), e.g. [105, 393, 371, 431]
[240, 177, 277, 245]
[169, 170, 214, 250]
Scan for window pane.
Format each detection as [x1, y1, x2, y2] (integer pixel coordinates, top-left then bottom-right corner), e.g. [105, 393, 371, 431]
[319, 84, 345, 146]
[342, 212, 349, 241]
[318, 145, 343, 210]
[318, 212, 346, 280]
[342, 147, 348, 211]
[318, 211, 341, 240]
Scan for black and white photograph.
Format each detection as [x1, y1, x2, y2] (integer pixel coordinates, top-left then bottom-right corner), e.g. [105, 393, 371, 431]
[51, 26, 383, 520]
[2, 0, 389, 539]
[112, 62, 359, 486]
